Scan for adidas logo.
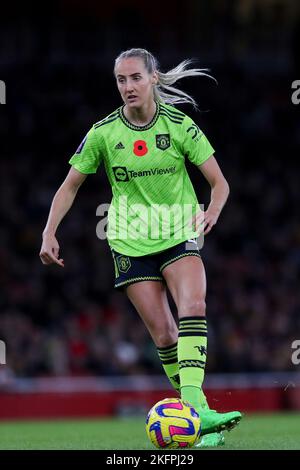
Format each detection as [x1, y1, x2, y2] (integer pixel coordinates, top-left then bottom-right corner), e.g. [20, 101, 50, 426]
[115, 142, 125, 149]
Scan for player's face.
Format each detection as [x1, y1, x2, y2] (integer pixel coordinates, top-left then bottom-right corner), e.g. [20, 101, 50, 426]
[115, 58, 157, 108]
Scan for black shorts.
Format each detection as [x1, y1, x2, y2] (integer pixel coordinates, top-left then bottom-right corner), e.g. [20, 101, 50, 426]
[111, 239, 201, 290]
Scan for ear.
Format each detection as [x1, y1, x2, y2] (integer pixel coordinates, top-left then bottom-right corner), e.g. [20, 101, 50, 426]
[152, 71, 158, 86]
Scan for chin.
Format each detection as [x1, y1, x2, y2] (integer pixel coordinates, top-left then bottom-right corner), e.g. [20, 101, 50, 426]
[127, 100, 140, 108]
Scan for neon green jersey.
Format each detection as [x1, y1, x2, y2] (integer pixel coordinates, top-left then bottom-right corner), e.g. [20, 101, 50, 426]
[69, 102, 214, 256]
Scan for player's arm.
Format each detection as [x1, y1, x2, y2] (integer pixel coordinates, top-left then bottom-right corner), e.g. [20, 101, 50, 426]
[197, 155, 230, 235]
[40, 167, 87, 267]
[40, 125, 103, 267]
[182, 115, 229, 235]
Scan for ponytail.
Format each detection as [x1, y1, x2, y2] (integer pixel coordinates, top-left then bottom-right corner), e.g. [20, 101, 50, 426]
[114, 48, 216, 109]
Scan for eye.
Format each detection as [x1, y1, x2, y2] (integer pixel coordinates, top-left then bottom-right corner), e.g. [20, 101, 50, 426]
[117, 77, 125, 84]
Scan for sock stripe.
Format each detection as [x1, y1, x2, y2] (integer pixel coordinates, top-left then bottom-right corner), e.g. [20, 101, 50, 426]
[178, 332, 207, 337]
[158, 346, 177, 352]
[158, 348, 177, 355]
[157, 343, 177, 352]
[179, 332, 207, 336]
[179, 360, 206, 369]
[178, 330, 207, 336]
[158, 351, 177, 360]
[157, 349, 177, 356]
[179, 318, 207, 338]
[179, 326, 207, 331]
[157, 343, 178, 366]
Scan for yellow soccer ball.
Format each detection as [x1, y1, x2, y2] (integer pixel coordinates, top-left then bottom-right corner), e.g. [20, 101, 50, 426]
[145, 398, 201, 449]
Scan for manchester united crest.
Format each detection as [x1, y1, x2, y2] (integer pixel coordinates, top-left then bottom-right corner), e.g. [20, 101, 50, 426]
[156, 134, 170, 150]
[116, 255, 131, 273]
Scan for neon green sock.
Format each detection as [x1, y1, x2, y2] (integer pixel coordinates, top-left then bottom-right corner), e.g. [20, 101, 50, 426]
[178, 316, 207, 410]
[157, 343, 180, 392]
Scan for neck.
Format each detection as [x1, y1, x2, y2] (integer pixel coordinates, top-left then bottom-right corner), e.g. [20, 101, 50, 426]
[124, 100, 156, 126]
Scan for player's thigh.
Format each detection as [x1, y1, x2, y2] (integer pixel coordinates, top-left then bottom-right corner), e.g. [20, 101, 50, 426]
[162, 256, 207, 314]
[125, 281, 178, 345]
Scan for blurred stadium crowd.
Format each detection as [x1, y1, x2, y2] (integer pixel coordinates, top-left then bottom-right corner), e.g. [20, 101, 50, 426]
[1, 0, 300, 379]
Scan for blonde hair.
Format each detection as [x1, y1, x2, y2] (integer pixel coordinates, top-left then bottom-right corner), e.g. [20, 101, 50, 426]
[114, 48, 216, 109]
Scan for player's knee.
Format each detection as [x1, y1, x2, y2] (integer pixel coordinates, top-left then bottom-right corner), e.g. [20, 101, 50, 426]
[179, 298, 206, 317]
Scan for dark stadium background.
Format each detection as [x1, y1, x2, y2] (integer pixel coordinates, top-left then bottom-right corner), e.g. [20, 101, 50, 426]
[1, 0, 300, 419]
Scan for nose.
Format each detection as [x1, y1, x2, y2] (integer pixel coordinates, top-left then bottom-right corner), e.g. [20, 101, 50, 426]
[124, 79, 134, 94]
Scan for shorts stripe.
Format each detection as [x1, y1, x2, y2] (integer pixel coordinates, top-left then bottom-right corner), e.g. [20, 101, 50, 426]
[160, 252, 201, 272]
[115, 276, 163, 289]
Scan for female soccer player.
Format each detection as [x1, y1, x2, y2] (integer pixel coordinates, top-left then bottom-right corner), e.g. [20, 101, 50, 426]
[40, 48, 242, 447]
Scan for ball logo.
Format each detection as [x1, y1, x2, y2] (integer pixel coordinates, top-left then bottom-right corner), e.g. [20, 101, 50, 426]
[133, 140, 148, 157]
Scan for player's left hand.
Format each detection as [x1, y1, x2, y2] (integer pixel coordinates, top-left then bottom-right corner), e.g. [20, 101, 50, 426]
[192, 208, 220, 235]
[202, 207, 220, 235]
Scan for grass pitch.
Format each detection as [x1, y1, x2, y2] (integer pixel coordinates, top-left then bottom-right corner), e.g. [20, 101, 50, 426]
[0, 413, 299, 450]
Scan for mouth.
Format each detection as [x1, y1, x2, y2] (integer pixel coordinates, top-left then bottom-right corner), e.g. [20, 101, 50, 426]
[127, 95, 138, 102]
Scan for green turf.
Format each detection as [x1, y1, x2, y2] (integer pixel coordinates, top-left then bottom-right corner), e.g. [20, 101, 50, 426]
[0, 413, 299, 450]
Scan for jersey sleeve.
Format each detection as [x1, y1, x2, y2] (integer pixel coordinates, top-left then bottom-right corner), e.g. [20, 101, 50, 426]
[69, 126, 103, 174]
[181, 115, 214, 166]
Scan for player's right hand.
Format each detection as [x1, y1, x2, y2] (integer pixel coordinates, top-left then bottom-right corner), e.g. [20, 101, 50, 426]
[39, 233, 64, 267]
